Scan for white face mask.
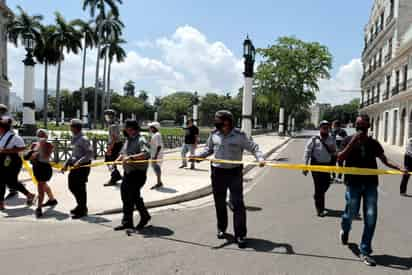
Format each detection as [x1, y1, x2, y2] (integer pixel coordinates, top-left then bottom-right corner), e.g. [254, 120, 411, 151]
[38, 137, 48, 142]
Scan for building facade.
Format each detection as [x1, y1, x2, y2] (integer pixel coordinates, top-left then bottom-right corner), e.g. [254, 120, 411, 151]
[360, 0, 412, 148]
[0, 0, 11, 106]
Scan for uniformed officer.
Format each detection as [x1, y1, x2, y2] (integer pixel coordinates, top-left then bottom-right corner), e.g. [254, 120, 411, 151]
[191, 110, 265, 248]
[114, 119, 151, 231]
[103, 109, 123, 187]
[62, 119, 93, 219]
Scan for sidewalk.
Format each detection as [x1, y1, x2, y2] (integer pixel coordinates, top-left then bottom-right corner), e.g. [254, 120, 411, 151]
[4, 134, 290, 218]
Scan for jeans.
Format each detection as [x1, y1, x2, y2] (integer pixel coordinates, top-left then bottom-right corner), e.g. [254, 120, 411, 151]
[341, 183, 378, 255]
[181, 144, 196, 167]
[211, 166, 246, 238]
[400, 155, 412, 194]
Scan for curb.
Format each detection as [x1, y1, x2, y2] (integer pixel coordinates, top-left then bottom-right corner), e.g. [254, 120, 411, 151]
[96, 137, 291, 216]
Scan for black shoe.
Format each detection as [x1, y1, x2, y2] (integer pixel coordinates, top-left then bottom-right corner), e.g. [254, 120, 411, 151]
[70, 206, 79, 215]
[35, 208, 43, 218]
[360, 254, 376, 266]
[114, 224, 133, 231]
[104, 181, 118, 187]
[317, 210, 328, 217]
[42, 199, 58, 207]
[72, 208, 88, 219]
[236, 237, 247, 249]
[135, 214, 151, 230]
[400, 192, 407, 197]
[340, 230, 349, 245]
[217, 231, 226, 239]
[5, 191, 18, 200]
[179, 165, 187, 169]
[150, 183, 163, 190]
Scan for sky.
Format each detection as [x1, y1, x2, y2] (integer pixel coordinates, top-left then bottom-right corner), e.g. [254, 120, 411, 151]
[7, 0, 373, 105]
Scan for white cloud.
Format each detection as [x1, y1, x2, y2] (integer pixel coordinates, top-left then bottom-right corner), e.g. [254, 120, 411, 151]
[8, 25, 243, 101]
[317, 58, 362, 105]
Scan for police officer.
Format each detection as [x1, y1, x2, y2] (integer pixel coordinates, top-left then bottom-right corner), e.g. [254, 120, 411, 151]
[303, 120, 336, 217]
[114, 120, 151, 231]
[191, 110, 265, 248]
[103, 109, 123, 187]
[62, 119, 93, 219]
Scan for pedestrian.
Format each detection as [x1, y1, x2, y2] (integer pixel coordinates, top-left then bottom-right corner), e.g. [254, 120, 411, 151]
[180, 118, 199, 169]
[190, 110, 265, 248]
[103, 109, 123, 187]
[400, 137, 412, 196]
[338, 114, 405, 266]
[0, 104, 18, 200]
[114, 119, 151, 231]
[24, 129, 57, 218]
[0, 116, 36, 210]
[331, 120, 348, 183]
[148, 122, 164, 190]
[303, 120, 336, 217]
[62, 119, 93, 219]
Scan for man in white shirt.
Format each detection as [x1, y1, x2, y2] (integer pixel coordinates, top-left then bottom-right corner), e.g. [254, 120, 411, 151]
[149, 122, 164, 189]
[0, 116, 36, 210]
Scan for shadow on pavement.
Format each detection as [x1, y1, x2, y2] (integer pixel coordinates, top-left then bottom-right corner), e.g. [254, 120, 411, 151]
[349, 243, 412, 270]
[155, 187, 178, 194]
[3, 206, 70, 221]
[245, 206, 263, 212]
[4, 197, 27, 207]
[137, 225, 175, 238]
[325, 209, 361, 220]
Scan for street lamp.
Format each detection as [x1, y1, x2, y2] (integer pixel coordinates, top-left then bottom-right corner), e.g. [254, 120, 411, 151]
[242, 35, 255, 137]
[20, 33, 37, 137]
[192, 91, 199, 126]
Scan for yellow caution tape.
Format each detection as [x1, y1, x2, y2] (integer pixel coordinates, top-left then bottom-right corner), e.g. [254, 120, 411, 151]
[22, 156, 408, 186]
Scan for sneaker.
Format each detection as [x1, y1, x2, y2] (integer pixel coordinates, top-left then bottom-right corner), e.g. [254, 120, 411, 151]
[150, 183, 163, 190]
[360, 254, 376, 266]
[42, 199, 58, 207]
[236, 237, 247, 249]
[340, 230, 349, 245]
[135, 214, 151, 230]
[217, 231, 226, 239]
[5, 191, 18, 200]
[35, 208, 43, 218]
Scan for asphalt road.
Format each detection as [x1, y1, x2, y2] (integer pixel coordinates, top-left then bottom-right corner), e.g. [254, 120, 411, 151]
[1, 138, 411, 275]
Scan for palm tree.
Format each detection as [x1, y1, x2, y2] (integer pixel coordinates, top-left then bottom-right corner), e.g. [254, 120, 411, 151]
[123, 80, 135, 97]
[72, 20, 97, 119]
[100, 37, 126, 108]
[52, 12, 83, 125]
[33, 25, 60, 128]
[6, 6, 43, 46]
[83, 0, 123, 127]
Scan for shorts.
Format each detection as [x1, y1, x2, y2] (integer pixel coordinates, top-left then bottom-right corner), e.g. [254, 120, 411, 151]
[33, 162, 53, 182]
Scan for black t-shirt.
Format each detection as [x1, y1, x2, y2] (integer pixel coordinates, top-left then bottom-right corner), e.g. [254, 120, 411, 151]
[184, 125, 199, 144]
[342, 135, 384, 186]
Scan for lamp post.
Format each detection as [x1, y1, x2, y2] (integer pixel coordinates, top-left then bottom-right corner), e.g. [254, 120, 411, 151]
[192, 91, 199, 126]
[20, 34, 37, 137]
[242, 35, 255, 137]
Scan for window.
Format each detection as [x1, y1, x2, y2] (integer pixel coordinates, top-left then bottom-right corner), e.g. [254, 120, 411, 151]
[390, 0, 394, 17]
[384, 112, 389, 142]
[404, 64, 408, 90]
[380, 11, 385, 29]
[379, 49, 383, 67]
[393, 110, 398, 145]
[388, 38, 393, 60]
[386, 75, 391, 98]
[395, 70, 400, 92]
[377, 82, 381, 102]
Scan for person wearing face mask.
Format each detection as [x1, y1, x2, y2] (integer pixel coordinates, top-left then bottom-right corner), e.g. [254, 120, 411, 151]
[190, 110, 265, 249]
[180, 119, 199, 169]
[337, 114, 405, 266]
[24, 129, 57, 218]
[103, 109, 123, 187]
[303, 120, 336, 217]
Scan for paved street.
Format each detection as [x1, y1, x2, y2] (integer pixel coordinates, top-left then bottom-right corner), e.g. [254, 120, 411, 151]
[0, 138, 411, 275]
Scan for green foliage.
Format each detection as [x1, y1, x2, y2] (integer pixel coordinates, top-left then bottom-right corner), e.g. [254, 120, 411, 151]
[322, 99, 360, 124]
[255, 36, 333, 128]
[199, 93, 242, 126]
[159, 92, 193, 123]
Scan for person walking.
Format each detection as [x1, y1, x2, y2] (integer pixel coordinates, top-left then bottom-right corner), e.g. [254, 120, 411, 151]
[400, 137, 412, 196]
[24, 129, 57, 218]
[338, 114, 405, 266]
[303, 120, 336, 217]
[103, 109, 123, 187]
[331, 120, 347, 183]
[0, 104, 18, 200]
[180, 119, 199, 169]
[62, 119, 93, 219]
[148, 122, 164, 190]
[191, 110, 265, 248]
[114, 120, 151, 231]
[0, 116, 36, 210]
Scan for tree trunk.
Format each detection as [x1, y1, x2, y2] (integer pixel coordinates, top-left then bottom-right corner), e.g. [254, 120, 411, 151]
[81, 41, 87, 119]
[101, 50, 107, 124]
[94, 42, 101, 129]
[107, 60, 112, 108]
[43, 61, 48, 128]
[55, 59, 62, 126]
